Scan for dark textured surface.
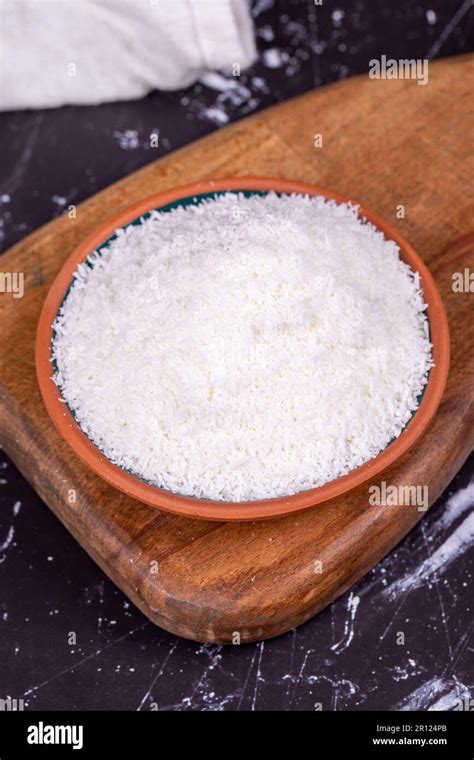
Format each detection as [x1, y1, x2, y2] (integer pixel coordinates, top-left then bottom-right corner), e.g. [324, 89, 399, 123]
[0, 0, 473, 711]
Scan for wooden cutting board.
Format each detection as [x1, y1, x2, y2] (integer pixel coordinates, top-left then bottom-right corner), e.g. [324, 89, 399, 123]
[1, 56, 473, 644]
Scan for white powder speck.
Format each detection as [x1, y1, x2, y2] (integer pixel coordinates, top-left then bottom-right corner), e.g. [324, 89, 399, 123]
[251, 76, 268, 92]
[53, 193, 433, 503]
[331, 592, 360, 653]
[258, 24, 274, 41]
[332, 9, 345, 24]
[113, 129, 139, 150]
[0, 526, 14, 553]
[396, 676, 470, 711]
[252, 0, 273, 17]
[426, 10, 437, 25]
[262, 48, 287, 68]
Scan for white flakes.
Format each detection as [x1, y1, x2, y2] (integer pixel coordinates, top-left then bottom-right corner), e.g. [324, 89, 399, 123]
[200, 106, 229, 125]
[435, 479, 474, 531]
[52, 193, 433, 502]
[199, 73, 251, 110]
[426, 10, 437, 25]
[396, 676, 471, 711]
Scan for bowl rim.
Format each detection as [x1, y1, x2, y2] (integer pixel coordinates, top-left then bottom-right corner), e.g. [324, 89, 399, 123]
[36, 177, 450, 521]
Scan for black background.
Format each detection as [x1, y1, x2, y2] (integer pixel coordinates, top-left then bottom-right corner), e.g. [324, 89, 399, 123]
[0, 0, 473, 711]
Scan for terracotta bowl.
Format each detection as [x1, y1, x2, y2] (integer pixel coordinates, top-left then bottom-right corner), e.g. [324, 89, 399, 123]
[36, 177, 450, 521]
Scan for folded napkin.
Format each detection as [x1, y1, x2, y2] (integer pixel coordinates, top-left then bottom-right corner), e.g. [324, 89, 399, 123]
[0, 0, 256, 110]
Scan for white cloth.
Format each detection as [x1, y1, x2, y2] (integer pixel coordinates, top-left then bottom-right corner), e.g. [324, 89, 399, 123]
[0, 0, 256, 111]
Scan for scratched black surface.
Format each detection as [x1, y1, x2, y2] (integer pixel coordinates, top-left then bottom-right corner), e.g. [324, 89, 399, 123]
[0, 0, 473, 711]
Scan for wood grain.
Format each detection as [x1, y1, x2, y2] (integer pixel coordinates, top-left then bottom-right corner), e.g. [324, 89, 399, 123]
[1, 56, 473, 643]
